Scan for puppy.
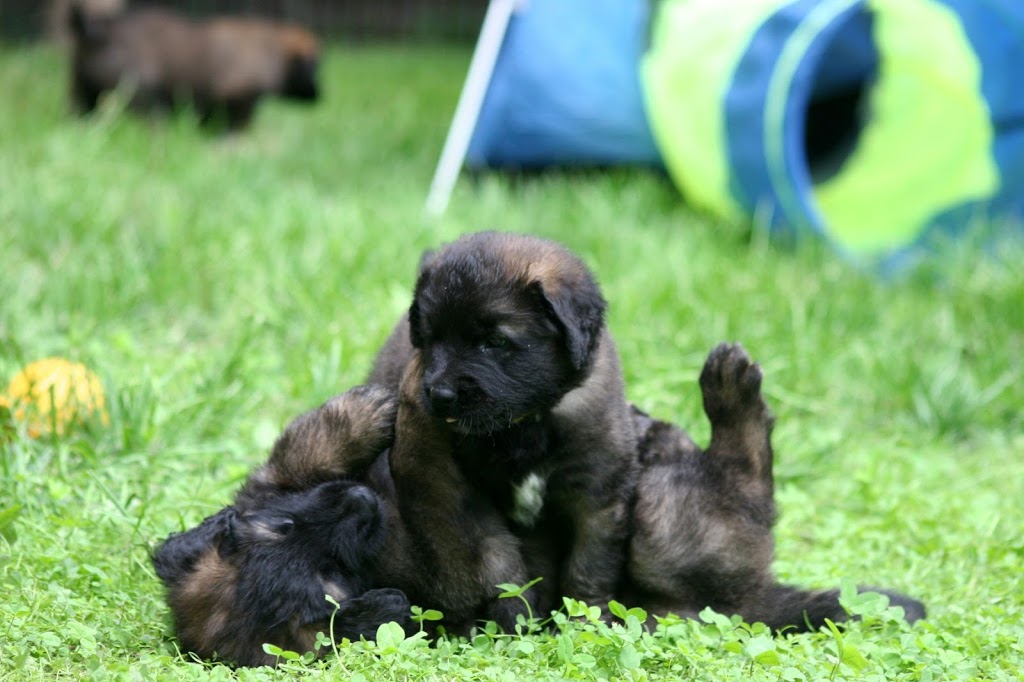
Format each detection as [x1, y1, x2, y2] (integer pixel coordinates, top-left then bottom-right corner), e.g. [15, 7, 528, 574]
[196, 17, 320, 130]
[152, 386, 415, 667]
[152, 487, 411, 667]
[367, 231, 639, 628]
[68, 6, 198, 116]
[621, 343, 926, 628]
[67, 4, 320, 130]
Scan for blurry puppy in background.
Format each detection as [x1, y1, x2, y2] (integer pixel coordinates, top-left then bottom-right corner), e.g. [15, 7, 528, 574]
[152, 386, 414, 667]
[197, 18, 320, 129]
[66, 2, 320, 131]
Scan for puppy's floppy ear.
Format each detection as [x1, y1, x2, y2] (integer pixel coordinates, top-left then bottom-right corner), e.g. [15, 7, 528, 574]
[408, 299, 424, 349]
[408, 250, 435, 349]
[416, 248, 437, 272]
[529, 278, 606, 371]
[408, 293, 424, 349]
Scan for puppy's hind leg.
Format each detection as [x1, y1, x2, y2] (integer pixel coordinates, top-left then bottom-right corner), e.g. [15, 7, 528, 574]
[745, 583, 926, 632]
[699, 343, 775, 491]
[744, 584, 847, 632]
[71, 71, 102, 115]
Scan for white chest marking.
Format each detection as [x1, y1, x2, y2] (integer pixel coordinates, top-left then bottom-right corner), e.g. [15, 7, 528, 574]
[511, 472, 548, 527]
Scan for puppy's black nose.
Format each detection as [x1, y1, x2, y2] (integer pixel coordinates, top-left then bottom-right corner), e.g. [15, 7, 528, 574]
[427, 384, 458, 410]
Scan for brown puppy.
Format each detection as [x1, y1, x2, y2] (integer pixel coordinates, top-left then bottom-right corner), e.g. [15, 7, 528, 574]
[367, 231, 638, 629]
[152, 386, 415, 667]
[196, 18, 320, 130]
[67, 4, 320, 130]
[623, 343, 925, 628]
[68, 6, 198, 116]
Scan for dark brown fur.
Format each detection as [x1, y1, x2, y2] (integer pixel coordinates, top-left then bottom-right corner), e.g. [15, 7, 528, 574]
[68, 4, 320, 130]
[367, 231, 639, 629]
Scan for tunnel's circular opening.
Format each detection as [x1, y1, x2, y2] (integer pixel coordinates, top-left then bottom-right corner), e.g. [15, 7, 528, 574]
[800, 7, 877, 186]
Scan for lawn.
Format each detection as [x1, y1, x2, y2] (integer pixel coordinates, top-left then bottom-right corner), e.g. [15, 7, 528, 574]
[0, 43, 1022, 681]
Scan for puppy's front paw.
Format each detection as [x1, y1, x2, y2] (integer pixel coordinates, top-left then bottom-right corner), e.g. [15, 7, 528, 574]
[485, 594, 532, 633]
[330, 588, 413, 641]
[323, 384, 399, 459]
[699, 342, 768, 426]
[343, 385, 399, 450]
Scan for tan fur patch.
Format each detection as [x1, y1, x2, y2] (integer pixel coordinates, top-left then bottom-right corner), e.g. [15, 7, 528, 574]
[525, 257, 563, 297]
[248, 465, 280, 488]
[181, 550, 237, 604]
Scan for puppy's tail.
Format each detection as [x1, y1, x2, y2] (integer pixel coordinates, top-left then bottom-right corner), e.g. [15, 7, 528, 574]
[744, 583, 925, 633]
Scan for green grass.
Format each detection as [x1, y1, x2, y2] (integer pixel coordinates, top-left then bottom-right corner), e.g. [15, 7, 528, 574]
[1, 44, 1022, 680]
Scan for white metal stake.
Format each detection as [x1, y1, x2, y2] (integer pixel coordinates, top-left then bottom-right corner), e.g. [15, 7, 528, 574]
[424, 0, 524, 216]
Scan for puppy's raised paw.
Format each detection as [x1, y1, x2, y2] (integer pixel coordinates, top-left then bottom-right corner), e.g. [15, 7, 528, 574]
[248, 385, 398, 496]
[323, 384, 399, 457]
[699, 342, 768, 427]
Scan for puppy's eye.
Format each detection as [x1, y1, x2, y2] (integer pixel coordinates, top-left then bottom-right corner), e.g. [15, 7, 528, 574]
[242, 513, 295, 540]
[271, 519, 295, 535]
[481, 333, 510, 350]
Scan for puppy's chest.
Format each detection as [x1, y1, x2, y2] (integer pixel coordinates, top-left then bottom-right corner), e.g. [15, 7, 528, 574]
[453, 419, 557, 527]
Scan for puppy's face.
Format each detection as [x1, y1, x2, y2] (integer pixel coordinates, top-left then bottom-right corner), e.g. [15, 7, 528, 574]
[279, 27, 320, 102]
[228, 480, 387, 599]
[157, 481, 389, 626]
[281, 55, 319, 101]
[153, 482, 408, 666]
[407, 232, 606, 435]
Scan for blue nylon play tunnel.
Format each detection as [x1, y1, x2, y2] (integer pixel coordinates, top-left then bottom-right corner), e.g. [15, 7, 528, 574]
[462, 0, 1024, 264]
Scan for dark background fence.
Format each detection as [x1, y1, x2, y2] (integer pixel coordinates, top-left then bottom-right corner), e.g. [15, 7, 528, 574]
[1, 1, 487, 43]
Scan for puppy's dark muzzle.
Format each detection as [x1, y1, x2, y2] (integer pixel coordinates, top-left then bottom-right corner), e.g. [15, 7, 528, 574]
[291, 84, 319, 102]
[424, 383, 459, 419]
[345, 485, 381, 517]
[320, 482, 380, 516]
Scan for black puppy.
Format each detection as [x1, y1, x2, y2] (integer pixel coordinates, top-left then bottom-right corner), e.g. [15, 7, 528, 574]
[153, 484, 410, 667]
[368, 231, 638, 628]
[152, 386, 414, 667]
